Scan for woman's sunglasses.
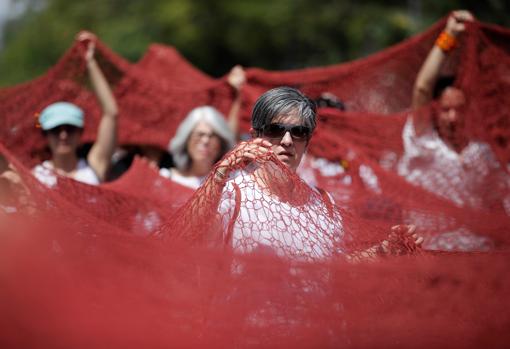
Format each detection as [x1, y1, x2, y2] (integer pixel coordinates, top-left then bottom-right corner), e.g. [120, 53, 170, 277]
[260, 123, 312, 140]
[45, 125, 81, 135]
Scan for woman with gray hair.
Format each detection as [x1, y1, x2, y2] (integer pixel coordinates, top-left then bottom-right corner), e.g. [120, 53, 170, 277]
[159, 106, 236, 189]
[179, 86, 423, 261]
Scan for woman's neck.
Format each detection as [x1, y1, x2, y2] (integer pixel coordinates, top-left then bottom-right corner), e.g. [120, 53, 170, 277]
[51, 153, 79, 174]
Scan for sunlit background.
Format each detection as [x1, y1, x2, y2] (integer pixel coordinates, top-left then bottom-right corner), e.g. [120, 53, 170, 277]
[0, 0, 508, 86]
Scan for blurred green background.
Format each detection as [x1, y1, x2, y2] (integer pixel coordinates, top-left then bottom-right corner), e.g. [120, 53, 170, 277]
[0, 0, 508, 87]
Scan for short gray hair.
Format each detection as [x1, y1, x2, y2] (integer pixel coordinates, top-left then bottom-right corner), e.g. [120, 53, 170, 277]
[169, 106, 235, 171]
[251, 86, 317, 132]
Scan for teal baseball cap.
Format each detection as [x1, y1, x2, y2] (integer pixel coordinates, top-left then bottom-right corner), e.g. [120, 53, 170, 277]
[39, 102, 84, 131]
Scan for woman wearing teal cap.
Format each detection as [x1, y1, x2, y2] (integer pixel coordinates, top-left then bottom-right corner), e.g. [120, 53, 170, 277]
[34, 31, 118, 187]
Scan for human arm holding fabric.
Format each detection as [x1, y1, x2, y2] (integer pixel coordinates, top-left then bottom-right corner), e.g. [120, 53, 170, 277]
[200, 138, 273, 211]
[411, 10, 474, 135]
[212, 141, 423, 257]
[168, 138, 272, 243]
[0, 154, 22, 187]
[226, 65, 246, 138]
[77, 31, 119, 182]
[346, 224, 424, 262]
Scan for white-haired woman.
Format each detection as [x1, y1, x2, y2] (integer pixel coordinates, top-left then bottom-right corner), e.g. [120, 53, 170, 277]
[159, 65, 244, 189]
[159, 106, 236, 189]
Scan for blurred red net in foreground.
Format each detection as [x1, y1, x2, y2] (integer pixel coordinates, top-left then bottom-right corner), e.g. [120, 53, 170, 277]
[1, 141, 510, 348]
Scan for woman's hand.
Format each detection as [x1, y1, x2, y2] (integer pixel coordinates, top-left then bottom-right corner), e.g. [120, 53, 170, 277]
[215, 138, 272, 179]
[379, 224, 424, 256]
[76, 30, 97, 63]
[445, 10, 475, 37]
[227, 65, 246, 92]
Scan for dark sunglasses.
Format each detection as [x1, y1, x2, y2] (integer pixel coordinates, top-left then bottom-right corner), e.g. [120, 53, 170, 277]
[260, 123, 311, 140]
[46, 125, 81, 135]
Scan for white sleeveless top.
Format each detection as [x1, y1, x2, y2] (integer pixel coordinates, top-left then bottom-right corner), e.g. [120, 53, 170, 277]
[218, 171, 344, 261]
[33, 159, 100, 187]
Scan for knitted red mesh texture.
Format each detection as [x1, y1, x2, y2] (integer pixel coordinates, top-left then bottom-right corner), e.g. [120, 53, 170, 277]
[1, 18, 510, 348]
[1, 20, 509, 164]
[1, 143, 510, 348]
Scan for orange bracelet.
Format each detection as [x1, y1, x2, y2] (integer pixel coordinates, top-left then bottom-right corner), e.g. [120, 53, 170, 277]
[34, 112, 41, 128]
[435, 31, 457, 52]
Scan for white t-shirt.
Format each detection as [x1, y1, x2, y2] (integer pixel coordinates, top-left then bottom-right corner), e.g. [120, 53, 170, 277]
[159, 168, 205, 190]
[398, 118, 510, 211]
[398, 118, 510, 251]
[217, 171, 344, 261]
[33, 159, 100, 187]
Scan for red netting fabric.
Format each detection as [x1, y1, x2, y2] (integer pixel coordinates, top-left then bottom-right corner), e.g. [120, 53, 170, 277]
[1, 17, 510, 348]
[1, 144, 510, 348]
[103, 157, 195, 209]
[1, 19, 509, 164]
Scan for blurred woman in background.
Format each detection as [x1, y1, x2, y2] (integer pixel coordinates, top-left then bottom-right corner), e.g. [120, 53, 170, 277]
[33, 31, 118, 187]
[159, 65, 244, 189]
[160, 106, 236, 189]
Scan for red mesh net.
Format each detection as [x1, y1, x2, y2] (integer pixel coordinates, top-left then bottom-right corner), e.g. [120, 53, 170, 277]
[103, 157, 195, 209]
[1, 18, 510, 348]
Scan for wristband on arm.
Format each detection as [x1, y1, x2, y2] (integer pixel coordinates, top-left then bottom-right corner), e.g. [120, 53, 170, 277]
[435, 31, 457, 53]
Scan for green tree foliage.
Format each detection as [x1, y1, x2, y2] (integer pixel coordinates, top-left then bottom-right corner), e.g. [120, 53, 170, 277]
[0, 0, 508, 86]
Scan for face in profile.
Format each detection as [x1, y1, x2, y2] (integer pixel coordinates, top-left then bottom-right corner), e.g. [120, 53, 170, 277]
[46, 125, 83, 156]
[257, 110, 311, 173]
[186, 121, 222, 169]
[437, 87, 466, 140]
